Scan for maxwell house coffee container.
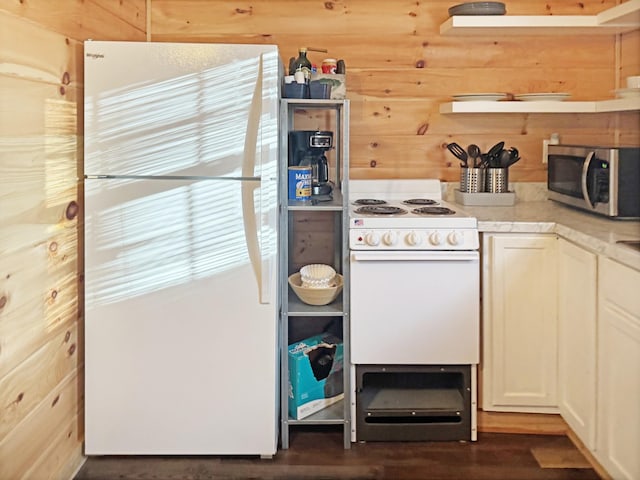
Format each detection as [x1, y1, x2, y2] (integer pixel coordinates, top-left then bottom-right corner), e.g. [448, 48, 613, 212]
[288, 166, 312, 201]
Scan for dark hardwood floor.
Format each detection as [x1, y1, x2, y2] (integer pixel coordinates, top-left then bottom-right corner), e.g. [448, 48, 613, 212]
[75, 427, 601, 480]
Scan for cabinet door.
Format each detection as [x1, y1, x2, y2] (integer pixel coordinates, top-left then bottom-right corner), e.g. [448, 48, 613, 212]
[597, 258, 640, 480]
[557, 239, 597, 450]
[483, 234, 558, 412]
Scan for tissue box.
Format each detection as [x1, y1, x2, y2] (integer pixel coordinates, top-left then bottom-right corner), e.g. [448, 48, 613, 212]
[288, 333, 344, 420]
[310, 73, 346, 100]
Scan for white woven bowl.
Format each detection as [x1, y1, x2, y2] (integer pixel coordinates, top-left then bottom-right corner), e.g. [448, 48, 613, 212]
[288, 273, 343, 306]
[299, 264, 336, 289]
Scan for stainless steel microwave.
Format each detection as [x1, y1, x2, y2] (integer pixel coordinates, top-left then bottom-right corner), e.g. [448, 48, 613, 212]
[547, 144, 640, 219]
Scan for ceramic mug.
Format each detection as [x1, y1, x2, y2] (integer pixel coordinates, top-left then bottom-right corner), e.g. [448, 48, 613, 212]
[626, 76, 640, 89]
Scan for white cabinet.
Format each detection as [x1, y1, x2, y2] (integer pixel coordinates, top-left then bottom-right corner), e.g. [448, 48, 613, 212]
[557, 239, 597, 450]
[596, 257, 640, 480]
[482, 233, 558, 412]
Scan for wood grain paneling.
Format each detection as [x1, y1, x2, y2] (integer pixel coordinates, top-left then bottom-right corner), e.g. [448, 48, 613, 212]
[0, 0, 146, 41]
[0, 370, 82, 480]
[0, 325, 80, 439]
[0, 3, 638, 480]
[150, 0, 638, 182]
[348, 67, 614, 100]
[150, 0, 618, 39]
[23, 404, 85, 480]
[0, 1, 143, 476]
[621, 29, 640, 80]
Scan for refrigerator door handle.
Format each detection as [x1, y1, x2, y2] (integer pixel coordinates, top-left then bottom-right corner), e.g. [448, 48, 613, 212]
[241, 54, 273, 304]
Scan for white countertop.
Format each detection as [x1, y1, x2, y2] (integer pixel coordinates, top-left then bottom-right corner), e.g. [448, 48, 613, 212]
[453, 199, 640, 271]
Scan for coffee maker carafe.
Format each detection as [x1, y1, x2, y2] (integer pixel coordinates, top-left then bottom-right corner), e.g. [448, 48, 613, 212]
[289, 130, 333, 201]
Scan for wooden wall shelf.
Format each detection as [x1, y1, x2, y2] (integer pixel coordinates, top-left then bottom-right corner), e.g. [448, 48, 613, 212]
[440, 97, 640, 114]
[440, 0, 640, 36]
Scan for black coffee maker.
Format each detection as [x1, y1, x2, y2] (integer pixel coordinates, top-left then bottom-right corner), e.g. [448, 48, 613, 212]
[289, 130, 333, 201]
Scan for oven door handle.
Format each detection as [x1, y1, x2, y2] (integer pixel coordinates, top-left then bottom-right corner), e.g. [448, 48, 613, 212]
[351, 251, 479, 262]
[581, 151, 596, 210]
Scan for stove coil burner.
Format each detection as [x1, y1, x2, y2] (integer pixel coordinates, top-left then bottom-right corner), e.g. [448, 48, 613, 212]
[413, 206, 456, 215]
[353, 199, 387, 206]
[403, 198, 439, 206]
[355, 206, 407, 216]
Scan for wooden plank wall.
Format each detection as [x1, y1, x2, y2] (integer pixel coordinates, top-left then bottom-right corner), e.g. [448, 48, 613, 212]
[0, 1, 638, 479]
[150, 0, 640, 182]
[0, 2, 145, 479]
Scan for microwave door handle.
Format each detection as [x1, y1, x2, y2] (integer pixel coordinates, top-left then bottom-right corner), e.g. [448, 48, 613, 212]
[581, 151, 596, 210]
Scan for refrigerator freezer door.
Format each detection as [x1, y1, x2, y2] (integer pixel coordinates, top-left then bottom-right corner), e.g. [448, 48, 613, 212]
[84, 177, 278, 454]
[84, 41, 279, 180]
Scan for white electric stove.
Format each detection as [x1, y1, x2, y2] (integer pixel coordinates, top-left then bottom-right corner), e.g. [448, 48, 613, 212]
[349, 179, 479, 251]
[348, 179, 479, 442]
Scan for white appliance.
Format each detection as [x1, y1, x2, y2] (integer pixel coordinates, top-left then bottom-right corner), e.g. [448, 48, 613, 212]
[349, 179, 479, 365]
[83, 41, 280, 456]
[348, 179, 479, 441]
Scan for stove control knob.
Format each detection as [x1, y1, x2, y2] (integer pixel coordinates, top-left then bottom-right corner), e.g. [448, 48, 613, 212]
[406, 231, 421, 246]
[429, 232, 442, 246]
[365, 232, 380, 246]
[382, 231, 398, 246]
[448, 231, 462, 246]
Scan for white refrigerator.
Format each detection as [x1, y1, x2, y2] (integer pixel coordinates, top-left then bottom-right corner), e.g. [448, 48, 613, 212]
[83, 41, 280, 455]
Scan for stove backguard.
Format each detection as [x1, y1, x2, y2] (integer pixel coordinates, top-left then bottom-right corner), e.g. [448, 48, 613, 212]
[355, 365, 474, 442]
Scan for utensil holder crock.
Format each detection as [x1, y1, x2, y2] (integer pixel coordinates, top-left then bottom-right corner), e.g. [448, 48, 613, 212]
[460, 167, 485, 193]
[486, 168, 509, 193]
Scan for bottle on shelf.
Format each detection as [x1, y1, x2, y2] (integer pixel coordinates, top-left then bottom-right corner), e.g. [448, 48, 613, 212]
[290, 47, 312, 83]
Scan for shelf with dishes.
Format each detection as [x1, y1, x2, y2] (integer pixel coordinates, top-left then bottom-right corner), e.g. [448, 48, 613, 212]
[440, 0, 640, 36]
[440, 91, 640, 114]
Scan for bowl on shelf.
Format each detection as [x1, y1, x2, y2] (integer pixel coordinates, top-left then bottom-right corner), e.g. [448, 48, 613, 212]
[448, 2, 506, 16]
[288, 272, 343, 306]
[299, 263, 336, 288]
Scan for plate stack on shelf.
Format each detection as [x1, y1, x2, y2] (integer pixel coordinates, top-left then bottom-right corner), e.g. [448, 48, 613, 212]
[452, 93, 508, 102]
[448, 2, 506, 16]
[514, 93, 571, 102]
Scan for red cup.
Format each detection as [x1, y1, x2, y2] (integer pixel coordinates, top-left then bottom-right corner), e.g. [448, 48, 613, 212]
[321, 59, 337, 74]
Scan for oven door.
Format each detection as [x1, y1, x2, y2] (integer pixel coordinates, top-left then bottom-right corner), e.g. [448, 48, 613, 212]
[350, 250, 479, 365]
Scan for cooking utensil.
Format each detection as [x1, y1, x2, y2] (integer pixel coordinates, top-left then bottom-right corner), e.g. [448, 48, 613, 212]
[487, 141, 505, 158]
[447, 142, 468, 167]
[499, 147, 520, 168]
[499, 149, 512, 168]
[485, 141, 505, 168]
[467, 144, 481, 167]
